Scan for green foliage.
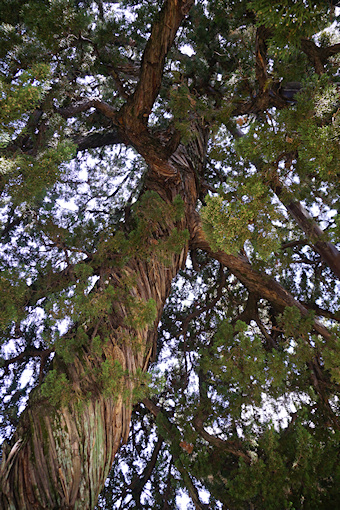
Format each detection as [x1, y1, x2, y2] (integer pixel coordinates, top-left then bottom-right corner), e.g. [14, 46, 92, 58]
[248, 0, 329, 44]
[279, 306, 315, 341]
[123, 297, 157, 330]
[131, 368, 152, 403]
[100, 359, 125, 399]
[41, 369, 74, 407]
[320, 330, 340, 384]
[1, 0, 340, 508]
[0, 63, 50, 142]
[2, 139, 76, 204]
[54, 327, 88, 364]
[236, 74, 340, 197]
[201, 176, 282, 257]
[130, 191, 189, 263]
[169, 84, 213, 143]
[93, 192, 188, 267]
[0, 268, 27, 328]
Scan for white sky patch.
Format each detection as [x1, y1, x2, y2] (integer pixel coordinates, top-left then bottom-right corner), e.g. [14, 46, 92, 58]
[177, 490, 192, 509]
[180, 44, 195, 56]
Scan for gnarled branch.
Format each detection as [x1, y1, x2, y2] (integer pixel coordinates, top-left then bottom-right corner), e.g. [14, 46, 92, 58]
[189, 212, 332, 341]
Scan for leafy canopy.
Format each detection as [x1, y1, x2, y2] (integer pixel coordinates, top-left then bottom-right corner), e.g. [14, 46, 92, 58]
[1, 0, 340, 509]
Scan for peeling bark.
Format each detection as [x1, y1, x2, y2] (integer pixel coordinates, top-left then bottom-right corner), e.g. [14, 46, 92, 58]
[1, 2, 202, 505]
[0, 123, 208, 510]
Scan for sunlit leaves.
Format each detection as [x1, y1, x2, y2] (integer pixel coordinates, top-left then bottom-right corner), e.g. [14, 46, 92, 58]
[201, 177, 282, 257]
[237, 74, 340, 190]
[0, 63, 51, 143]
[248, 0, 329, 44]
[2, 140, 76, 205]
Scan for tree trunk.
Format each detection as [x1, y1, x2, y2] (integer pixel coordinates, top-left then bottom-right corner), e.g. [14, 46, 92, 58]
[0, 126, 208, 509]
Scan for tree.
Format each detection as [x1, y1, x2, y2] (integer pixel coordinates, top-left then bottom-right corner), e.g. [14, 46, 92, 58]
[0, 0, 340, 508]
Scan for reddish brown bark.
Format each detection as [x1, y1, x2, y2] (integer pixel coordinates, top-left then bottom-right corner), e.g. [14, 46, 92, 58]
[0, 2, 199, 507]
[0, 120, 208, 509]
[189, 213, 332, 341]
[280, 195, 340, 280]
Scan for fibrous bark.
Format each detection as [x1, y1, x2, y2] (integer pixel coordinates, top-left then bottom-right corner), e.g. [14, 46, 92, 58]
[0, 2, 198, 506]
[0, 119, 208, 509]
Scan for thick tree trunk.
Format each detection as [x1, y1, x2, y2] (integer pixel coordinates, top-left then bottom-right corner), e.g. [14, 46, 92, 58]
[0, 126, 208, 509]
[0, 1, 199, 503]
[0, 250, 185, 509]
[0, 252, 181, 509]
